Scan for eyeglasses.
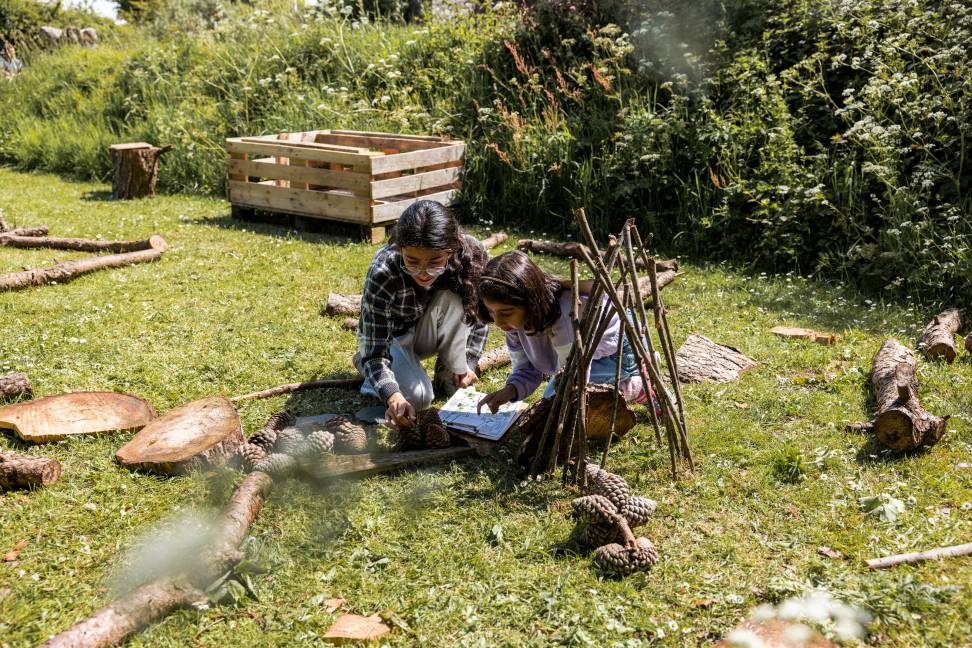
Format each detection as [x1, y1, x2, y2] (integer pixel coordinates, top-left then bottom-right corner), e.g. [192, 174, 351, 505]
[401, 256, 450, 278]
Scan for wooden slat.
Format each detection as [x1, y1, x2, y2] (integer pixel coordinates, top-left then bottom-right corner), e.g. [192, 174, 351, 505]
[371, 166, 462, 199]
[226, 139, 374, 168]
[241, 136, 368, 154]
[369, 143, 465, 175]
[228, 159, 370, 192]
[316, 132, 444, 152]
[329, 129, 445, 142]
[371, 188, 462, 223]
[228, 181, 370, 223]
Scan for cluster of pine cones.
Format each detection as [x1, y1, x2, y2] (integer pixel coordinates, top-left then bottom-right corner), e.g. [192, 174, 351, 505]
[237, 411, 367, 479]
[396, 408, 452, 451]
[570, 463, 659, 575]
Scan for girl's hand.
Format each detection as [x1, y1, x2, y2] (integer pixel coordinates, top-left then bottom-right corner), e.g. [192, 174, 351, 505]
[453, 369, 478, 389]
[477, 385, 517, 414]
[385, 392, 416, 428]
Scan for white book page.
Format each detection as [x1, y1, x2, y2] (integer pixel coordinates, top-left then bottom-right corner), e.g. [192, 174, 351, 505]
[439, 387, 526, 441]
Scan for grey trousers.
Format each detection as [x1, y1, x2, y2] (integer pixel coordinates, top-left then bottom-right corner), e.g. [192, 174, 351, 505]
[359, 290, 472, 410]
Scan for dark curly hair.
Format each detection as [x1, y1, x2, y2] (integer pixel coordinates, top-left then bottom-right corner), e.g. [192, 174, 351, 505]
[477, 250, 565, 334]
[390, 200, 485, 325]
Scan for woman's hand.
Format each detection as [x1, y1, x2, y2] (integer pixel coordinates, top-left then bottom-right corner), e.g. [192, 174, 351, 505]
[477, 385, 517, 414]
[385, 392, 416, 428]
[453, 369, 478, 389]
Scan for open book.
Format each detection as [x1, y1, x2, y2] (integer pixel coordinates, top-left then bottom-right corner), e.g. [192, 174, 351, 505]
[439, 387, 527, 441]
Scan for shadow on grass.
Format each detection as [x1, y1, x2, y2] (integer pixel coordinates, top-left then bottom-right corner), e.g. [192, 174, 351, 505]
[80, 190, 114, 202]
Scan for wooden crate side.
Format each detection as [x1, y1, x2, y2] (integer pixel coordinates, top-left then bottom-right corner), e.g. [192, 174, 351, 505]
[228, 159, 370, 193]
[226, 139, 373, 169]
[369, 142, 465, 175]
[241, 135, 367, 154]
[371, 188, 462, 223]
[316, 132, 445, 152]
[228, 181, 370, 223]
[370, 166, 462, 199]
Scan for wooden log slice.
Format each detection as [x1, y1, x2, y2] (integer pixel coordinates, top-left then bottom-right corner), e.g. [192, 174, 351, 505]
[675, 334, 757, 383]
[0, 450, 62, 489]
[116, 396, 244, 475]
[917, 308, 963, 362]
[0, 392, 156, 444]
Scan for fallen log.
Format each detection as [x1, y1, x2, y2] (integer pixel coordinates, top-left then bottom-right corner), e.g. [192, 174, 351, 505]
[917, 308, 963, 362]
[866, 542, 972, 570]
[324, 293, 362, 316]
[864, 338, 947, 452]
[475, 345, 511, 374]
[0, 233, 159, 253]
[480, 231, 509, 250]
[0, 372, 31, 399]
[40, 471, 273, 648]
[0, 235, 168, 292]
[674, 334, 757, 383]
[0, 450, 62, 489]
[340, 317, 358, 331]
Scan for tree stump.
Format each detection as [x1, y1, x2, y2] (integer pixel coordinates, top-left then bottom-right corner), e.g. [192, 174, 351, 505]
[917, 308, 963, 362]
[675, 334, 757, 383]
[0, 372, 31, 400]
[867, 338, 947, 452]
[0, 450, 62, 489]
[110, 143, 173, 199]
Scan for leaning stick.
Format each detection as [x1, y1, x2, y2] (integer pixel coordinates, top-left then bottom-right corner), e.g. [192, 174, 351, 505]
[866, 542, 972, 569]
[0, 372, 31, 399]
[569, 260, 589, 485]
[0, 233, 158, 253]
[0, 235, 168, 292]
[601, 285, 630, 469]
[0, 450, 62, 489]
[41, 471, 274, 648]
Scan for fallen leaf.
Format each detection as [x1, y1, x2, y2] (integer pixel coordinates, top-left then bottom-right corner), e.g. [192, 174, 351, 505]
[324, 598, 345, 614]
[818, 546, 843, 559]
[2, 540, 27, 562]
[324, 614, 391, 643]
[734, 402, 749, 409]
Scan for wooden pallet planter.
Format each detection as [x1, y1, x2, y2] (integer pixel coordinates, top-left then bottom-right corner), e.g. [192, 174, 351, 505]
[226, 130, 464, 242]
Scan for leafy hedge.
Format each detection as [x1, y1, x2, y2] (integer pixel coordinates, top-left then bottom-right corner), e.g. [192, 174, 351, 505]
[1, 0, 970, 301]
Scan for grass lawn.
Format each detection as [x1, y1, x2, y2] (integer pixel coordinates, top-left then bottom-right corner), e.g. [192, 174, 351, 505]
[1, 168, 970, 647]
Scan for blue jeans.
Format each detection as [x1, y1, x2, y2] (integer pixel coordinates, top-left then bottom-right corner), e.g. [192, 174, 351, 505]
[542, 335, 639, 398]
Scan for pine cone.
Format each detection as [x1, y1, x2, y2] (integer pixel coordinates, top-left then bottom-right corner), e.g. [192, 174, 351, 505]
[326, 416, 367, 454]
[396, 424, 424, 451]
[579, 522, 620, 548]
[621, 496, 656, 528]
[304, 429, 335, 457]
[593, 537, 658, 575]
[254, 453, 298, 479]
[419, 409, 451, 449]
[239, 443, 267, 472]
[265, 410, 296, 430]
[584, 463, 630, 509]
[274, 426, 306, 457]
[571, 494, 618, 525]
[248, 426, 277, 452]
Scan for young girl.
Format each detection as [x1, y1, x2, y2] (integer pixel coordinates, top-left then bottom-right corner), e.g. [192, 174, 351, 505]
[476, 250, 651, 413]
[355, 200, 488, 427]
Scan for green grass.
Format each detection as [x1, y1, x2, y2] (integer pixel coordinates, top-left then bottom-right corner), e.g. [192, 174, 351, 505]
[1, 168, 970, 647]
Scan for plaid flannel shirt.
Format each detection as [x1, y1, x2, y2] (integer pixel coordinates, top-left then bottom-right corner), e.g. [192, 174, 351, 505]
[358, 238, 488, 401]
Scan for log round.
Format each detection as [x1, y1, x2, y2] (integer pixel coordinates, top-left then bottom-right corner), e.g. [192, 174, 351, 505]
[917, 308, 963, 362]
[0, 391, 156, 443]
[869, 338, 947, 452]
[0, 450, 62, 489]
[0, 372, 31, 400]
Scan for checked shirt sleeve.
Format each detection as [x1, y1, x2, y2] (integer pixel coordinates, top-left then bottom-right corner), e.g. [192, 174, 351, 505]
[466, 320, 488, 371]
[358, 255, 401, 402]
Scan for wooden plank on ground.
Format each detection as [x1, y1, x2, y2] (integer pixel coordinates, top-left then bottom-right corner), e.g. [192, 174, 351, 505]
[371, 166, 462, 199]
[305, 446, 476, 481]
[371, 188, 461, 223]
[228, 181, 370, 222]
[369, 143, 465, 175]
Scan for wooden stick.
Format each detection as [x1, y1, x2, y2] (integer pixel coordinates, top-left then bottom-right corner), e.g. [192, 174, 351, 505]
[569, 260, 589, 486]
[601, 284, 629, 469]
[0, 372, 31, 399]
[4, 226, 49, 237]
[0, 450, 62, 489]
[0, 233, 158, 253]
[866, 542, 972, 569]
[230, 376, 364, 402]
[0, 235, 168, 293]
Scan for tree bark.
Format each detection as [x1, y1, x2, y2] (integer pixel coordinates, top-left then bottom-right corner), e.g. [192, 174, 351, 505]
[0, 235, 168, 292]
[674, 334, 757, 383]
[480, 232, 509, 250]
[866, 338, 947, 452]
[40, 471, 273, 648]
[0, 233, 158, 253]
[0, 450, 62, 489]
[917, 308, 963, 362]
[0, 372, 31, 399]
[110, 143, 173, 199]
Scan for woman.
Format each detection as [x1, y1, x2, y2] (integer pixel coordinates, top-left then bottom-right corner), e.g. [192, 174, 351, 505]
[355, 200, 488, 427]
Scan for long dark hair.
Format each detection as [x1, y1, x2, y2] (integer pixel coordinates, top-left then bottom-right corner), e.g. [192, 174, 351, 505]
[391, 200, 485, 325]
[477, 251, 564, 333]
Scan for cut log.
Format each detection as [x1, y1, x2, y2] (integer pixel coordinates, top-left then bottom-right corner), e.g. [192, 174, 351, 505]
[0, 450, 62, 489]
[231, 376, 365, 402]
[324, 293, 362, 316]
[675, 334, 757, 383]
[917, 308, 963, 362]
[0, 391, 156, 443]
[480, 231, 509, 250]
[40, 471, 273, 648]
[770, 326, 837, 345]
[0, 233, 160, 253]
[340, 317, 358, 331]
[304, 446, 476, 481]
[865, 338, 947, 452]
[115, 396, 244, 475]
[0, 235, 168, 292]
[110, 143, 173, 199]
[866, 542, 972, 569]
[0, 372, 31, 399]
[475, 345, 511, 374]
